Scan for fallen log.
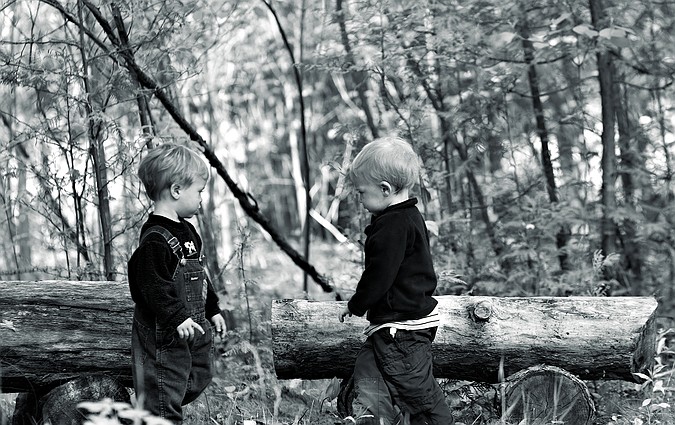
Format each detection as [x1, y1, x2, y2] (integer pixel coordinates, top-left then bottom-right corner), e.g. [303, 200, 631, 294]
[500, 365, 595, 425]
[0, 281, 133, 392]
[271, 295, 658, 382]
[12, 376, 130, 425]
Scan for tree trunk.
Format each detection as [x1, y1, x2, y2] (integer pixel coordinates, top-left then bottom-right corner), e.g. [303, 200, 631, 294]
[36, 146, 91, 264]
[2, 1, 26, 281]
[406, 53, 503, 259]
[614, 75, 643, 289]
[0, 170, 20, 279]
[519, 17, 571, 271]
[0, 281, 133, 392]
[589, 0, 618, 260]
[197, 61, 237, 331]
[501, 365, 595, 425]
[335, 0, 379, 140]
[262, 0, 312, 296]
[12, 376, 130, 425]
[271, 296, 657, 382]
[76, 0, 114, 281]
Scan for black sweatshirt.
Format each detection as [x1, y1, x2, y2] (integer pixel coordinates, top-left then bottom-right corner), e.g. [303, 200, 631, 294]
[347, 198, 438, 324]
[127, 214, 221, 331]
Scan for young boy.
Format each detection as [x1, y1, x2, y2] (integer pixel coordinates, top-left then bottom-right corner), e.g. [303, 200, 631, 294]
[339, 137, 453, 425]
[128, 143, 226, 424]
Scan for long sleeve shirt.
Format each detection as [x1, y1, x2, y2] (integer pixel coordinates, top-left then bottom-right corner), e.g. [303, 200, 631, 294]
[127, 214, 221, 331]
[347, 198, 438, 324]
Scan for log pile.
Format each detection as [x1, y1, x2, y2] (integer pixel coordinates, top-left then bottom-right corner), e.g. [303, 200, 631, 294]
[0, 281, 660, 425]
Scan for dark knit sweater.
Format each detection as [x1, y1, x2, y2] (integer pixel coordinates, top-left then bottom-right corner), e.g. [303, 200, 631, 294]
[347, 198, 438, 324]
[127, 214, 221, 331]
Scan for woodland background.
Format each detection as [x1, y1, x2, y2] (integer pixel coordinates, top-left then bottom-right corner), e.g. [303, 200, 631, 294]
[1, 0, 675, 423]
[1, 0, 674, 304]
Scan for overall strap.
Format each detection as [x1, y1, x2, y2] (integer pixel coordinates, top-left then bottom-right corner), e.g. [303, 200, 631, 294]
[139, 225, 184, 260]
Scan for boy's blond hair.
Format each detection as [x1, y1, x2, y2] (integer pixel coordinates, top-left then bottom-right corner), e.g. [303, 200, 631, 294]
[348, 136, 421, 192]
[138, 143, 209, 201]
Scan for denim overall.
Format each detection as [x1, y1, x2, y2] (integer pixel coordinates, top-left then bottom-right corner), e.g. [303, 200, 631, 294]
[131, 226, 213, 424]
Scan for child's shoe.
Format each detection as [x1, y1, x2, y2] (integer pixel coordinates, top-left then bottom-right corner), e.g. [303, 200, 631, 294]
[355, 415, 379, 425]
[341, 415, 380, 425]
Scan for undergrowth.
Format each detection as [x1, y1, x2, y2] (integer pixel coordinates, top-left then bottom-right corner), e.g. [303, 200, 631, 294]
[2, 321, 671, 425]
[1, 240, 674, 424]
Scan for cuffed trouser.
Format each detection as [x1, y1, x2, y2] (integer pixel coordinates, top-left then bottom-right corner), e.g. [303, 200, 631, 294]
[352, 327, 454, 425]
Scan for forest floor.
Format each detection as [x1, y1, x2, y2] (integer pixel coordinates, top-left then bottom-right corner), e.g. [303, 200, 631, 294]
[166, 238, 675, 425]
[0, 238, 673, 424]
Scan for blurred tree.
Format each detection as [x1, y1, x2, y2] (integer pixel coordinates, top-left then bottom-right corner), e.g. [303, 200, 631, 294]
[0, 0, 673, 306]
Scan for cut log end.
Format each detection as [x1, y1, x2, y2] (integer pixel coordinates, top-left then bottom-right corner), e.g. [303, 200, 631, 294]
[501, 365, 595, 425]
[12, 376, 130, 425]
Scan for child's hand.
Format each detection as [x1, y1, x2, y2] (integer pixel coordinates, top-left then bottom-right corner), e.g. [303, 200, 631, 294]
[210, 313, 227, 339]
[338, 306, 352, 323]
[176, 318, 205, 340]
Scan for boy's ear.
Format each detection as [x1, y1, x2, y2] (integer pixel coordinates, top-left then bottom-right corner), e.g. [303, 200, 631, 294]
[170, 183, 181, 199]
[380, 181, 393, 196]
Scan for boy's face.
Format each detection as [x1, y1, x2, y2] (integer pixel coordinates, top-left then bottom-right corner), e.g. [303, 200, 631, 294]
[175, 177, 207, 218]
[354, 179, 391, 214]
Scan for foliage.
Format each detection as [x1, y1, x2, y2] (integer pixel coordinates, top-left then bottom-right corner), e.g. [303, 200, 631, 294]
[0, 0, 673, 294]
[1, 0, 675, 423]
[0, 0, 673, 301]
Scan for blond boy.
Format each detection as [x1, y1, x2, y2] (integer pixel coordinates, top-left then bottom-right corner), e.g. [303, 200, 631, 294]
[339, 137, 453, 425]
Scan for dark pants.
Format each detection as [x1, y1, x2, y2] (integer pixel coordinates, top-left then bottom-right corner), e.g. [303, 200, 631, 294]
[131, 317, 213, 424]
[352, 327, 453, 425]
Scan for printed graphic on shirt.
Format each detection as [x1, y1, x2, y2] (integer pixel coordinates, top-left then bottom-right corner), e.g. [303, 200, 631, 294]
[184, 241, 197, 257]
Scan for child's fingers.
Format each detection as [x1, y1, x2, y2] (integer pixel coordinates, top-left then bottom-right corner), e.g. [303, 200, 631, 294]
[211, 316, 226, 337]
[215, 320, 225, 335]
[178, 327, 193, 340]
[193, 322, 205, 335]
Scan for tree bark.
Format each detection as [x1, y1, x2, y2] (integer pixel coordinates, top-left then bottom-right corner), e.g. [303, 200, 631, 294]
[271, 295, 657, 382]
[589, 0, 618, 260]
[77, 0, 113, 281]
[614, 73, 643, 289]
[335, 0, 379, 140]
[0, 281, 133, 392]
[519, 17, 571, 271]
[2, 1, 28, 280]
[12, 376, 130, 425]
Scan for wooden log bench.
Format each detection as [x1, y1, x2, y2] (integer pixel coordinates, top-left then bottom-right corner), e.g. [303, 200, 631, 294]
[271, 295, 659, 424]
[0, 280, 133, 424]
[0, 281, 660, 425]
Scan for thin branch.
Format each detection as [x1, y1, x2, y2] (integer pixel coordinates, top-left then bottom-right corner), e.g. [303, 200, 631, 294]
[78, 0, 335, 294]
[259, 0, 313, 294]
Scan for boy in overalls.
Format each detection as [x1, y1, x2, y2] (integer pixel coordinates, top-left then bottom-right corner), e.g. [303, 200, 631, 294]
[128, 143, 226, 424]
